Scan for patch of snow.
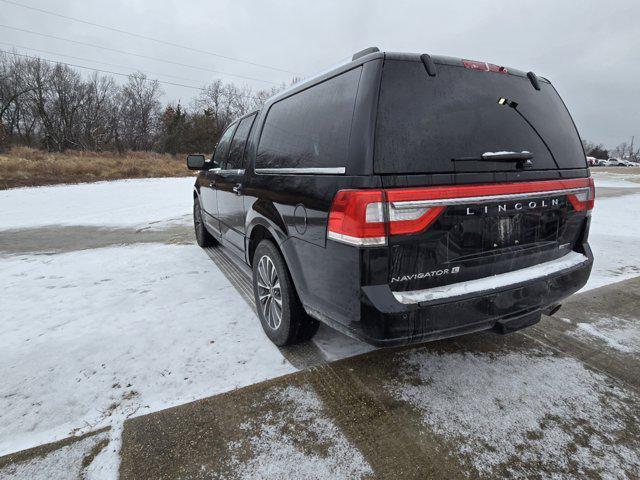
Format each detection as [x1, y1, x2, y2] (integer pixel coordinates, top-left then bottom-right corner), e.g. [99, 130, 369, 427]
[0, 177, 194, 231]
[481, 151, 530, 157]
[387, 349, 640, 478]
[573, 317, 640, 354]
[228, 385, 372, 480]
[592, 172, 640, 189]
[583, 191, 640, 291]
[394, 252, 588, 304]
[0, 431, 109, 480]
[0, 244, 295, 458]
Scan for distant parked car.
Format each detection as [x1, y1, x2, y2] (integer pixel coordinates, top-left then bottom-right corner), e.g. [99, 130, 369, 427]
[619, 159, 638, 167]
[607, 158, 627, 167]
[586, 156, 596, 166]
[595, 159, 610, 167]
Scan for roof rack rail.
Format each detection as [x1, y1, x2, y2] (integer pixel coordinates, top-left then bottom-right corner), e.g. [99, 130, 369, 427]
[352, 47, 380, 61]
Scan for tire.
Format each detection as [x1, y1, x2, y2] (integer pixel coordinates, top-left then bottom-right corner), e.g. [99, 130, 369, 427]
[193, 197, 216, 248]
[252, 240, 319, 346]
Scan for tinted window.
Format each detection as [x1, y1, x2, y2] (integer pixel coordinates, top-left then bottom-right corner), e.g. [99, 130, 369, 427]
[226, 114, 256, 169]
[256, 67, 361, 169]
[375, 60, 586, 173]
[212, 123, 236, 168]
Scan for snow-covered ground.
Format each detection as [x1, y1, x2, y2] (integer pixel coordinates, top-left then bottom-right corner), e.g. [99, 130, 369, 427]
[227, 385, 373, 480]
[0, 244, 296, 458]
[387, 347, 639, 478]
[0, 177, 369, 475]
[0, 177, 194, 230]
[584, 174, 640, 290]
[590, 171, 640, 189]
[1, 172, 639, 476]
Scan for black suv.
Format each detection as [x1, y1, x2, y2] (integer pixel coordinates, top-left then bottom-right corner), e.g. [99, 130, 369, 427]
[187, 48, 594, 347]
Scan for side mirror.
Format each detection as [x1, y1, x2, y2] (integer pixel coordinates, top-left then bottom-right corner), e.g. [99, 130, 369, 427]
[187, 154, 206, 170]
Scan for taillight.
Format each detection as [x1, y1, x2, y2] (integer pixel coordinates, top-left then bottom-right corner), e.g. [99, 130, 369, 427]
[327, 178, 595, 247]
[327, 190, 387, 246]
[567, 177, 595, 212]
[386, 198, 445, 236]
[327, 189, 445, 246]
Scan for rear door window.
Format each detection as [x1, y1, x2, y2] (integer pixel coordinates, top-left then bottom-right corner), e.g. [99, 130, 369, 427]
[212, 123, 237, 169]
[375, 60, 586, 174]
[256, 67, 362, 170]
[226, 114, 256, 170]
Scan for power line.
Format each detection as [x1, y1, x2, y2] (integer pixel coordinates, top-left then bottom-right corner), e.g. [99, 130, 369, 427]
[0, 0, 299, 76]
[0, 42, 207, 85]
[0, 49, 264, 101]
[0, 24, 278, 85]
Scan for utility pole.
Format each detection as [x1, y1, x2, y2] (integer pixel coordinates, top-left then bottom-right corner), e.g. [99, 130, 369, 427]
[630, 136, 635, 160]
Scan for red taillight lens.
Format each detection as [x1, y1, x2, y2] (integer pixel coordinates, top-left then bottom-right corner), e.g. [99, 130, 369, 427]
[327, 189, 445, 246]
[327, 190, 387, 246]
[567, 177, 595, 212]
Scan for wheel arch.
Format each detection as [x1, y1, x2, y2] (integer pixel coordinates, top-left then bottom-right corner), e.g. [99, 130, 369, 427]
[246, 220, 284, 266]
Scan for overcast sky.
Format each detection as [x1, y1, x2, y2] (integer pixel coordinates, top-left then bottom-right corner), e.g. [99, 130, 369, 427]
[1, 0, 638, 148]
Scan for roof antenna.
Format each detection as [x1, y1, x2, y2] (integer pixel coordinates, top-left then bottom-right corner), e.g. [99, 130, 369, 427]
[352, 47, 380, 61]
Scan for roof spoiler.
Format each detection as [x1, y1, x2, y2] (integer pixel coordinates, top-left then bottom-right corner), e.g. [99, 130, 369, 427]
[420, 54, 437, 76]
[352, 47, 380, 61]
[527, 71, 541, 90]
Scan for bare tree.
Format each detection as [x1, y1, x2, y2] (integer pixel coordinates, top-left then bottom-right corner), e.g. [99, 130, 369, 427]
[2, 52, 299, 154]
[0, 53, 34, 149]
[79, 73, 117, 151]
[119, 72, 163, 150]
[611, 142, 629, 159]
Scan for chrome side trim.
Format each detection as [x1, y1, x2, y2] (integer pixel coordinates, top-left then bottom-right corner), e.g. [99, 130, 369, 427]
[392, 251, 589, 305]
[391, 188, 588, 209]
[255, 167, 346, 175]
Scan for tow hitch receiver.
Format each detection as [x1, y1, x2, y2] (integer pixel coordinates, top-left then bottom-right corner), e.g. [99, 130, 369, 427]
[494, 311, 542, 334]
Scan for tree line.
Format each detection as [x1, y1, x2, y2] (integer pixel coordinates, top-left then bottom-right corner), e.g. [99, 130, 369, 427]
[2, 52, 637, 160]
[582, 139, 639, 161]
[0, 52, 284, 155]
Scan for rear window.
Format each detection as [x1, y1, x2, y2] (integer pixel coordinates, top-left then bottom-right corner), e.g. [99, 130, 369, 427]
[256, 67, 361, 170]
[374, 60, 586, 174]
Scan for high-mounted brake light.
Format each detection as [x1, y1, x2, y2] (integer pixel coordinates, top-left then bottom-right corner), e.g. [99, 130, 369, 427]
[327, 178, 595, 247]
[462, 59, 508, 74]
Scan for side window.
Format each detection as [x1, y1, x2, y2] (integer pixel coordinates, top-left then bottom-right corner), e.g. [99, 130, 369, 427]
[226, 114, 256, 170]
[212, 123, 236, 168]
[256, 67, 361, 170]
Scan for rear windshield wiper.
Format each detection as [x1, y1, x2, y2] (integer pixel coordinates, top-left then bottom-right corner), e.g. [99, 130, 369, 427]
[452, 151, 534, 168]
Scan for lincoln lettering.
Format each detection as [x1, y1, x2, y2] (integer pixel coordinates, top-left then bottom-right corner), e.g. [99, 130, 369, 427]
[465, 198, 560, 215]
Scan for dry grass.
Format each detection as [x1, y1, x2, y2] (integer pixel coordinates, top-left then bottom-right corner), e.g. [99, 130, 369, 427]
[0, 146, 195, 189]
[591, 166, 640, 175]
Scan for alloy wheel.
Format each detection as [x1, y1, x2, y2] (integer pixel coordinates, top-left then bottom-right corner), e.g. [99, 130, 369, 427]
[256, 255, 282, 329]
[194, 204, 203, 239]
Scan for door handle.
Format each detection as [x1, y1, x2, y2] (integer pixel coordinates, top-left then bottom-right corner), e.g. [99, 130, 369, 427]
[232, 183, 243, 196]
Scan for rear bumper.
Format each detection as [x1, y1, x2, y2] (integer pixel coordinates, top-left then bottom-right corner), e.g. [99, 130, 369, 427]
[351, 247, 593, 347]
